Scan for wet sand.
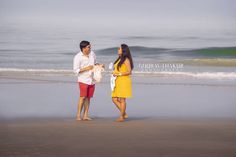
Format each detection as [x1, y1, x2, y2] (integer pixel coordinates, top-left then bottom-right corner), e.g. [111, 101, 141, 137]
[0, 73, 236, 118]
[1, 118, 236, 157]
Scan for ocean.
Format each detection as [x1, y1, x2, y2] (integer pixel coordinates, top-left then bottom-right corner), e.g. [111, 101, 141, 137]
[1, 21, 236, 119]
[0, 21, 236, 79]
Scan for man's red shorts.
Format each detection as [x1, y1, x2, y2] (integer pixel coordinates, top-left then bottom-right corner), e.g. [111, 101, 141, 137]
[78, 82, 95, 98]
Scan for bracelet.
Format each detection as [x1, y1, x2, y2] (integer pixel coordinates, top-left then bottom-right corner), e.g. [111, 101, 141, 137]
[119, 73, 122, 76]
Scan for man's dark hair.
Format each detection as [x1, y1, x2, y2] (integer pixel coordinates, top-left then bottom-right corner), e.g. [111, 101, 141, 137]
[80, 40, 90, 51]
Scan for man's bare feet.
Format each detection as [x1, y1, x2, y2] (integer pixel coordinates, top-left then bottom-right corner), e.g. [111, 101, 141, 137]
[83, 117, 92, 121]
[115, 117, 125, 122]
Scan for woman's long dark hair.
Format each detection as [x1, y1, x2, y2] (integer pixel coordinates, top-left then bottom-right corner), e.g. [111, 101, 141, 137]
[114, 44, 134, 71]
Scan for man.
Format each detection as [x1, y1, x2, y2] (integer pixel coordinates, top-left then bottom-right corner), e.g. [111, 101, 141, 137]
[73, 40, 96, 121]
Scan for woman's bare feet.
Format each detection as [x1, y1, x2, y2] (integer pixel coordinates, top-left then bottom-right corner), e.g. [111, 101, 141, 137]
[115, 117, 125, 122]
[124, 113, 128, 119]
[83, 117, 92, 121]
[76, 116, 82, 121]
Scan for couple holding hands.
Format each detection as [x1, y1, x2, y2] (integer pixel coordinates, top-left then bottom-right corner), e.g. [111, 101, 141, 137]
[73, 41, 133, 122]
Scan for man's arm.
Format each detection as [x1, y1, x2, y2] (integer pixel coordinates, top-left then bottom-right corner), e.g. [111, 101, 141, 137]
[79, 65, 94, 73]
[73, 56, 81, 75]
[93, 51, 105, 68]
[73, 56, 93, 75]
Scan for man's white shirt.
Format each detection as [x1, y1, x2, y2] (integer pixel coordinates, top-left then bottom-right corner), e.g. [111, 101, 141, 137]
[73, 51, 96, 85]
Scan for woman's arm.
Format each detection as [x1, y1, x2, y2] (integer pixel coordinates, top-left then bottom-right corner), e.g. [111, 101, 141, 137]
[113, 58, 132, 76]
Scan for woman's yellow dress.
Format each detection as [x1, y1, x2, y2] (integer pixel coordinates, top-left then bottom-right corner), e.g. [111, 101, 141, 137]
[111, 60, 132, 98]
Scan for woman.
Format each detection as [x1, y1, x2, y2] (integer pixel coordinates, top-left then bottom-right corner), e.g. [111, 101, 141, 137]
[112, 44, 134, 122]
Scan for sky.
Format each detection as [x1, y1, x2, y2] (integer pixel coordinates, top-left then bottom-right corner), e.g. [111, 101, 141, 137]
[0, 0, 236, 32]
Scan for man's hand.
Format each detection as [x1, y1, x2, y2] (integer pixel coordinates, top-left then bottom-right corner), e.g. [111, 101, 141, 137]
[85, 65, 94, 71]
[95, 63, 105, 68]
[79, 65, 94, 73]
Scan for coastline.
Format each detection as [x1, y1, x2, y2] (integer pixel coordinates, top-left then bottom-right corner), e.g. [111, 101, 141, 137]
[1, 67, 236, 157]
[0, 73, 236, 119]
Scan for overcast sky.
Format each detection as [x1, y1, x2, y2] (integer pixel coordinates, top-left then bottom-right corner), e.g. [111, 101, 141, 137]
[0, 0, 236, 31]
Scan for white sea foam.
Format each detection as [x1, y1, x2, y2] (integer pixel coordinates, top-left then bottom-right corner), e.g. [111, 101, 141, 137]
[1, 68, 236, 79]
[133, 71, 236, 79]
[0, 68, 73, 76]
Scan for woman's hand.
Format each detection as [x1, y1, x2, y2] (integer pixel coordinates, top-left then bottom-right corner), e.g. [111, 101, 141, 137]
[112, 72, 119, 77]
[112, 72, 121, 77]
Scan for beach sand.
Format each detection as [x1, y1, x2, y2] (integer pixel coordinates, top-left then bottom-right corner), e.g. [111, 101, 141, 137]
[0, 73, 236, 156]
[1, 118, 236, 157]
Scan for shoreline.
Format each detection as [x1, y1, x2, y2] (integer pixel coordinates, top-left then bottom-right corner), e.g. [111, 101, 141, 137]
[1, 69, 236, 157]
[1, 74, 236, 119]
